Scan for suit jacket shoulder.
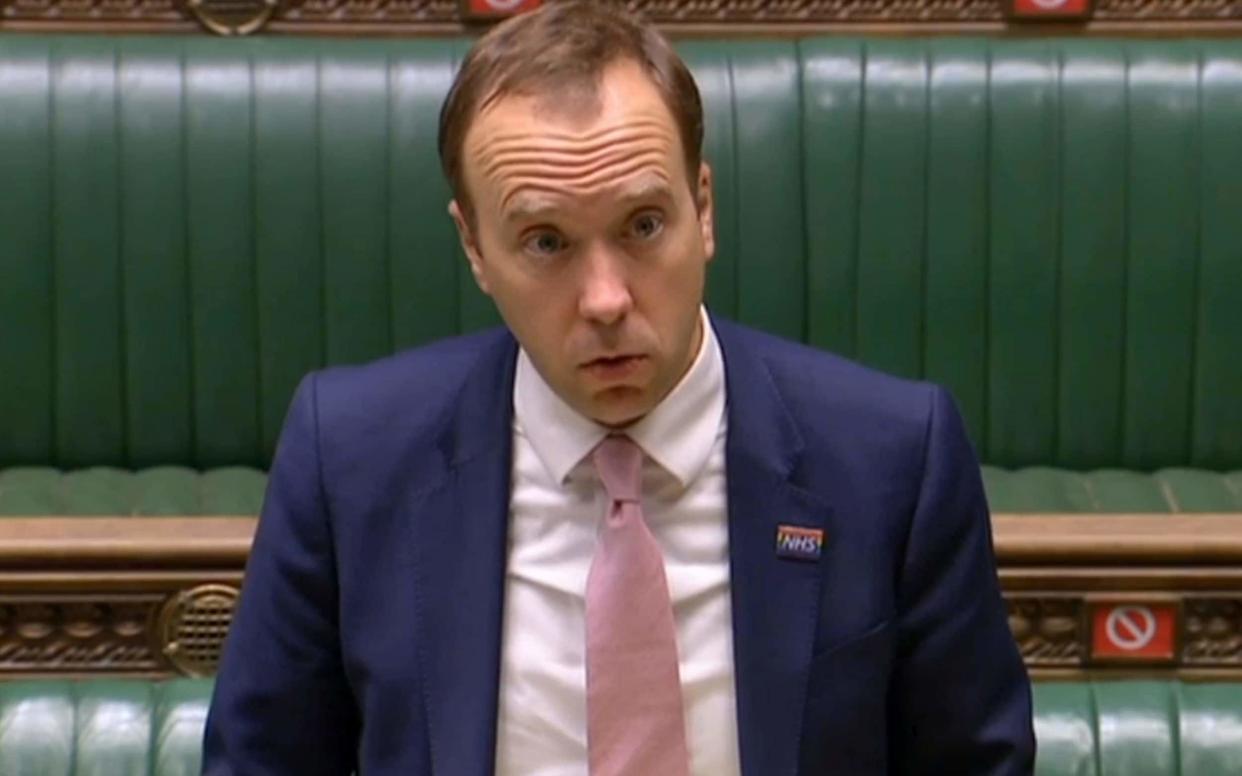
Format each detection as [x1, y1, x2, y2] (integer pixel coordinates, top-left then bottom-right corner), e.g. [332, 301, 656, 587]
[713, 318, 941, 508]
[307, 327, 517, 495]
[726, 323, 931, 420]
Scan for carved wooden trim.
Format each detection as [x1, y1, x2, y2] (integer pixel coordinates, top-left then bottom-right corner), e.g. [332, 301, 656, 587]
[0, 595, 165, 673]
[0, 518, 250, 676]
[1007, 595, 1084, 667]
[1006, 592, 1242, 671]
[3, 0, 1242, 35]
[1183, 597, 1242, 665]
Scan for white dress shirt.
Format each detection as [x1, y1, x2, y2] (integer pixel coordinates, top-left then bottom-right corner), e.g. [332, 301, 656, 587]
[495, 307, 739, 776]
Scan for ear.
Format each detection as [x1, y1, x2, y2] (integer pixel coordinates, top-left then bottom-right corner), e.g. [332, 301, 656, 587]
[696, 162, 716, 263]
[448, 199, 491, 295]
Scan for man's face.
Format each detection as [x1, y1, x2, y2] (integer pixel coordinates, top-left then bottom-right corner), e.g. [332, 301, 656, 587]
[450, 60, 715, 427]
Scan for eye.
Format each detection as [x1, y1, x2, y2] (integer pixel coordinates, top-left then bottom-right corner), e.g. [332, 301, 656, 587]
[630, 211, 664, 241]
[522, 229, 567, 257]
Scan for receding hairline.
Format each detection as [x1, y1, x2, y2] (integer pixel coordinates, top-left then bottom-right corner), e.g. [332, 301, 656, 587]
[437, 1, 705, 224]
[459, 62, 692, 221]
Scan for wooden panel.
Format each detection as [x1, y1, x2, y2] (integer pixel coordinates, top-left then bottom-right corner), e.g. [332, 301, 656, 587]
[3, 0, 1242, 36]
[1, 513, 1241, 678]
[0, 517, 254, 568]
[994, 515, 1242, 565]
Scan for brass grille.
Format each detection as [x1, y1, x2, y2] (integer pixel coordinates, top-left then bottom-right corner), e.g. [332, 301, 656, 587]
[186, 0, 279, 34]
[158, 584, 240, 677]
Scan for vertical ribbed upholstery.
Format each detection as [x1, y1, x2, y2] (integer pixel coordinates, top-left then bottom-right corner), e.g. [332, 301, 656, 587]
[1124, 46, 1200, 471]
[681, 41, 811, 338]
[680, 43, 737, 320]
[726, 43, 806, 342]
[923, 40, 990, 447]
[1195, 47, 1242, 470]
[794, 39, 1242, 470]
[987, 42, 1061, 466]
[1032, 682, 1095, 776]
[0, 38, 55, 466]
[75, 682, 153, 774]
[5, 679, 1242, 773]
[0, 681, 74, 774]
[119, 41, 195, 470]
[0, 679, 211, 775]
[854, 41, 928, 383]
[799, 40, 861, 362]
[1032, 682, 1242, 776]
[52, 40, 126, 469]
[1, 37, 1240, 472]
[183, 40, 260, 468]
[1057, 42, 1127, 471]
[387, 41, 466, 350]
[0, 37, 482, 469]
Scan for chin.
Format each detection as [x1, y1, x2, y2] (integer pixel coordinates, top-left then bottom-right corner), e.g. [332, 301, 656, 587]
[588, 386, 651, 428]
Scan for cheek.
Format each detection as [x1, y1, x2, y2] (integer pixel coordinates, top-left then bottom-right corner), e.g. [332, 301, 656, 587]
[647, 232, 707, 297]
[484, 261, 580, 347]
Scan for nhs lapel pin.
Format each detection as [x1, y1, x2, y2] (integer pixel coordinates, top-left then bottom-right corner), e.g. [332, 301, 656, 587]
[775, 525, 825, 562]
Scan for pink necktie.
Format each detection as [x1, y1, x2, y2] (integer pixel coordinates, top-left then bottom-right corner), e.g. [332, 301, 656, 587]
[585, 435, 691, 776]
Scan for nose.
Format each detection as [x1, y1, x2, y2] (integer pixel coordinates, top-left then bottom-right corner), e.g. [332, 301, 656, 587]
[577, 244, 633, 325]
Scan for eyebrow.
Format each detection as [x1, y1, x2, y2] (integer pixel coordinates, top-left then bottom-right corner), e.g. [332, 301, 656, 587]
[504, 194, 561, 222]
[502, 176, 675, 223]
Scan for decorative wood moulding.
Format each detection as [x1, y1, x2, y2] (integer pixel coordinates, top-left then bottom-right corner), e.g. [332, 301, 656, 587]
[2, 0, 1241, 36]
[0, 517, 248, 678]
[0, 514, 1241, 678]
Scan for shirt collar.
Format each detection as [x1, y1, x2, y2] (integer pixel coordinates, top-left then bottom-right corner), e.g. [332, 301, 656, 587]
[513, 306, 726, 488]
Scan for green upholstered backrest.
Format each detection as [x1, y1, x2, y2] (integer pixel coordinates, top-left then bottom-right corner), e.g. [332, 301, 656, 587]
[1034, 681, 1242, 775]
[0, 679, 1239, 775]
[0, 679, 211, 775]
[2, 37, 1240, 472]
[2, 465, 1242, 516]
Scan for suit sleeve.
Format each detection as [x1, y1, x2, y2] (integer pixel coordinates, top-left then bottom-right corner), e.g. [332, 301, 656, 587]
[202, 374, 360, 775]
[888, 386, 1036, 775]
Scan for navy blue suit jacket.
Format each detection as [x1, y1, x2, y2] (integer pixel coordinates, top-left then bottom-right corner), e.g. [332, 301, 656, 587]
[204, 316, 1034, 775]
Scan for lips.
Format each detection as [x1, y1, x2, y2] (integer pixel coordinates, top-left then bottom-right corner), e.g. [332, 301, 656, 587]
[580, 354, 647, 381]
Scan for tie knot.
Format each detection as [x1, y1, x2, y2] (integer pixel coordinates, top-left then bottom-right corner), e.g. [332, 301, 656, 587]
[591, 435, 643, 503]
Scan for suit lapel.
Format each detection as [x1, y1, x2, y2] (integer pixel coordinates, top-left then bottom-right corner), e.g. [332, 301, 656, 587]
[409, 332, 518, 776]
[715, 318, 833, 776]
[407, 320, 831, 776]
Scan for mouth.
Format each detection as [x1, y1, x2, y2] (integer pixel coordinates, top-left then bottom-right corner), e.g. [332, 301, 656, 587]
[579, 354, 647, 381]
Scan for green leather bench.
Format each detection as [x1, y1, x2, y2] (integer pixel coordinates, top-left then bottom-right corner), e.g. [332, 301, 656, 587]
[1, 679, 1240, 775]
[1, 36, 1240, 511]
[3, 466, 1241, 517]
[2, 33, 1242, 774]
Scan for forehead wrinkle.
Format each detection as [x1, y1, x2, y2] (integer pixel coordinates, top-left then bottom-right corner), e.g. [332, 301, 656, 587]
[477, 128, 676, 182]
[499, 161, 675, 214]
[496, 154, 675, 209]
[487, 144, 672, 194]
[481, 115, 673, 150]
[481, 127, 677, 162]
[471, 112, 677, 172]
[480, 136, 674, 181]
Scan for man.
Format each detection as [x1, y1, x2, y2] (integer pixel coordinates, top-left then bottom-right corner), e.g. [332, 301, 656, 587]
[203, 2, 1035, 774]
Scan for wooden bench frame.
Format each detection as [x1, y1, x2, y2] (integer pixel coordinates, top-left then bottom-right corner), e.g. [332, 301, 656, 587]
[1, 514, 1240, 679]
[2, 0, 1242, 38]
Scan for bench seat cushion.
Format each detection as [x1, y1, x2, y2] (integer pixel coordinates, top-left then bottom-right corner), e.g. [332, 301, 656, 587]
[0, 679, 212, 776]
[0, 467, 267, 516]
[0, 679, 1239, 774]
[982, 467, 1242, 513]
[1035, 681, 1242, 775]
[2, 466, 1239, 516]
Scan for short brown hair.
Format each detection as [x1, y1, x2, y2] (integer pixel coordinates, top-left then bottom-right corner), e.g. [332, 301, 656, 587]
[438, 1, 704, 216]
